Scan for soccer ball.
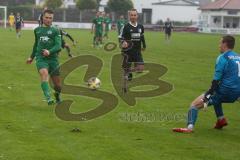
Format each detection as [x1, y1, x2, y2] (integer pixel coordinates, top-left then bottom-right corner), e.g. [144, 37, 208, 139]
[87, 77, 101, 90]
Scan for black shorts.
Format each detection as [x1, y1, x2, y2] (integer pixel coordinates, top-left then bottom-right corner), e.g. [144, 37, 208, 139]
[122, 52, 144, 69]
[16, 24, 21, 29]
[165, 30, 171, 36]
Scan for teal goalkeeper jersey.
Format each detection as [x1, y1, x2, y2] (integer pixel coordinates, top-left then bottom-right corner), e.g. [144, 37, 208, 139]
[31, 25, 61, 59]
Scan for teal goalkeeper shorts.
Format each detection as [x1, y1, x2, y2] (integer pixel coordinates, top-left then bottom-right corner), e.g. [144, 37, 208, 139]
[36, 58, 60, 76]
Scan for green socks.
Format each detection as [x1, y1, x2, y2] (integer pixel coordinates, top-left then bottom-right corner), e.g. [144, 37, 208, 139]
[41, 81, 51, 100]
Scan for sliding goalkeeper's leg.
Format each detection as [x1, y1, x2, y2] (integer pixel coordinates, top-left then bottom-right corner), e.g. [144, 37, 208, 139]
[173, 94, 206, 133]
[213, 103, 228, 129]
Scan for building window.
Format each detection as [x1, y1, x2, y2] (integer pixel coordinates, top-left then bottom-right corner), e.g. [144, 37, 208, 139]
[228, 10, 238, 15]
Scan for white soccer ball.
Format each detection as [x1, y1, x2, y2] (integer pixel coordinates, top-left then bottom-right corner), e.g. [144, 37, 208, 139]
[87, 77, 101, 90]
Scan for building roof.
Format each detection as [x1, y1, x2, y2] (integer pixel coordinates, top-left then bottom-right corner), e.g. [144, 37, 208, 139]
[153, 0, 199, 6]
[200, 0, 240, 10]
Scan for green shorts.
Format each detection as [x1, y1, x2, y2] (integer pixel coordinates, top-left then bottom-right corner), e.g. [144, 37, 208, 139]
[95, 30, 103, 38]
[36, 58, 60, 76]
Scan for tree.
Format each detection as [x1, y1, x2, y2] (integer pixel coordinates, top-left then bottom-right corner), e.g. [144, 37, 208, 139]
[96, 0, 101, 10]
[76, 0, 97, 10]
[107, 0, 133, 15]
[0, 0, 35, 5]
[44, 0, 63, 9]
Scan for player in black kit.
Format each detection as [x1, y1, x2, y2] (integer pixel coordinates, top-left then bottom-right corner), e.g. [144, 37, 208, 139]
[59, 28, 76, 58]
[120, 9, 146, 92]
[15, 12, 24, 38]
[163, 18, 173, 42]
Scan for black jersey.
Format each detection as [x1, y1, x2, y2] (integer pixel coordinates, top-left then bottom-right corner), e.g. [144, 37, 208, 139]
[15, 16, 23, 25]
[120, 22, 146, 53]
[38, 13, 43, 26]
[164, 21, 173, 32]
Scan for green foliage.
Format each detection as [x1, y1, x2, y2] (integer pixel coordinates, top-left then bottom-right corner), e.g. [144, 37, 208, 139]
[0, 0, 34, 6]
[44, 0, 63, 10]
[107, 0, 133, 15]
[76, 0, 97, 10]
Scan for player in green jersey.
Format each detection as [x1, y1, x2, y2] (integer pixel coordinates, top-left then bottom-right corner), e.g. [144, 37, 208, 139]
[117, 15, 127, 36]
[26, 9, 62, 105]
[103, 13, 112, 40]
[91, 11, 105, 48]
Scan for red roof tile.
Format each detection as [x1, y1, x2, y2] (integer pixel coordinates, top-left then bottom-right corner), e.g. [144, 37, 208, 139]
[200, 0, 240, 10]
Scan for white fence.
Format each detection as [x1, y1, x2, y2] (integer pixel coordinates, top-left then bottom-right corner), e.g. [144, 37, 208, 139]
[22, 22, 92, 30]
[199, 27, 240, 35]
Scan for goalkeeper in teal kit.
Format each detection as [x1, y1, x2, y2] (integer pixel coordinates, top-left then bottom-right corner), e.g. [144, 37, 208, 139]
[173, 35, 240, 133]
[26, 9, 62, 105]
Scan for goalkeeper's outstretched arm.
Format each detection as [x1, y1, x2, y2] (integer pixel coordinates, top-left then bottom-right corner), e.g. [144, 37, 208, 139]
[203, 80, 220, 102]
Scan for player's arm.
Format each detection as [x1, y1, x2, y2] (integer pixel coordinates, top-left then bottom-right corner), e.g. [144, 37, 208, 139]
[91, 24, 95, 33]
[203, 55, 227, 102]
[27, 29, 37, 64]
[21, 17, 24, 26]
[66, 33, 75, 44]
[48, 29, 62, 55]
[119, 25, 129, 48]
[141, 26, 146, 50]
[43, 29, 62, 57]
[109, 19, 112, 30]
[91, 19, 95, 33]
[62, 30, 75, 43]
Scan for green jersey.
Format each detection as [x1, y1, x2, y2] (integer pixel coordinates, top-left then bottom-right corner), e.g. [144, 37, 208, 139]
[92, 17, 104, 32]
[31, 25, 61, 60]
[104, 17, 112, 31]
[117, 19, 127, 33]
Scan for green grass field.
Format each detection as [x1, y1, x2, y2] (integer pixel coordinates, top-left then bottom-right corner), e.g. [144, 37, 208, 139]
[0, 28, 240, 160]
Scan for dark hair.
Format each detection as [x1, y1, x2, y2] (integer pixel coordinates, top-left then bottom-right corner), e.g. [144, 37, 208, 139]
[222, 35, 235, 49]
[43, 9, 54, 15]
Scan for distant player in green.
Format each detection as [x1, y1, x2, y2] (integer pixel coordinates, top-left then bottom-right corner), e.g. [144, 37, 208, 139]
[117, 15, 127, 41]
[91, 11, 104, 47]
[26, 9, 62, 105]
[103, 13, 112, 40]
[117, 15, 127, 35]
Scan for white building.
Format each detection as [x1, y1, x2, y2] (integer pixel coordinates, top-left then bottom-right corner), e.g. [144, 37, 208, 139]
[199, 0, 240, 34]
[35, 0, 76, 8]
[133, 0, 201, 24]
